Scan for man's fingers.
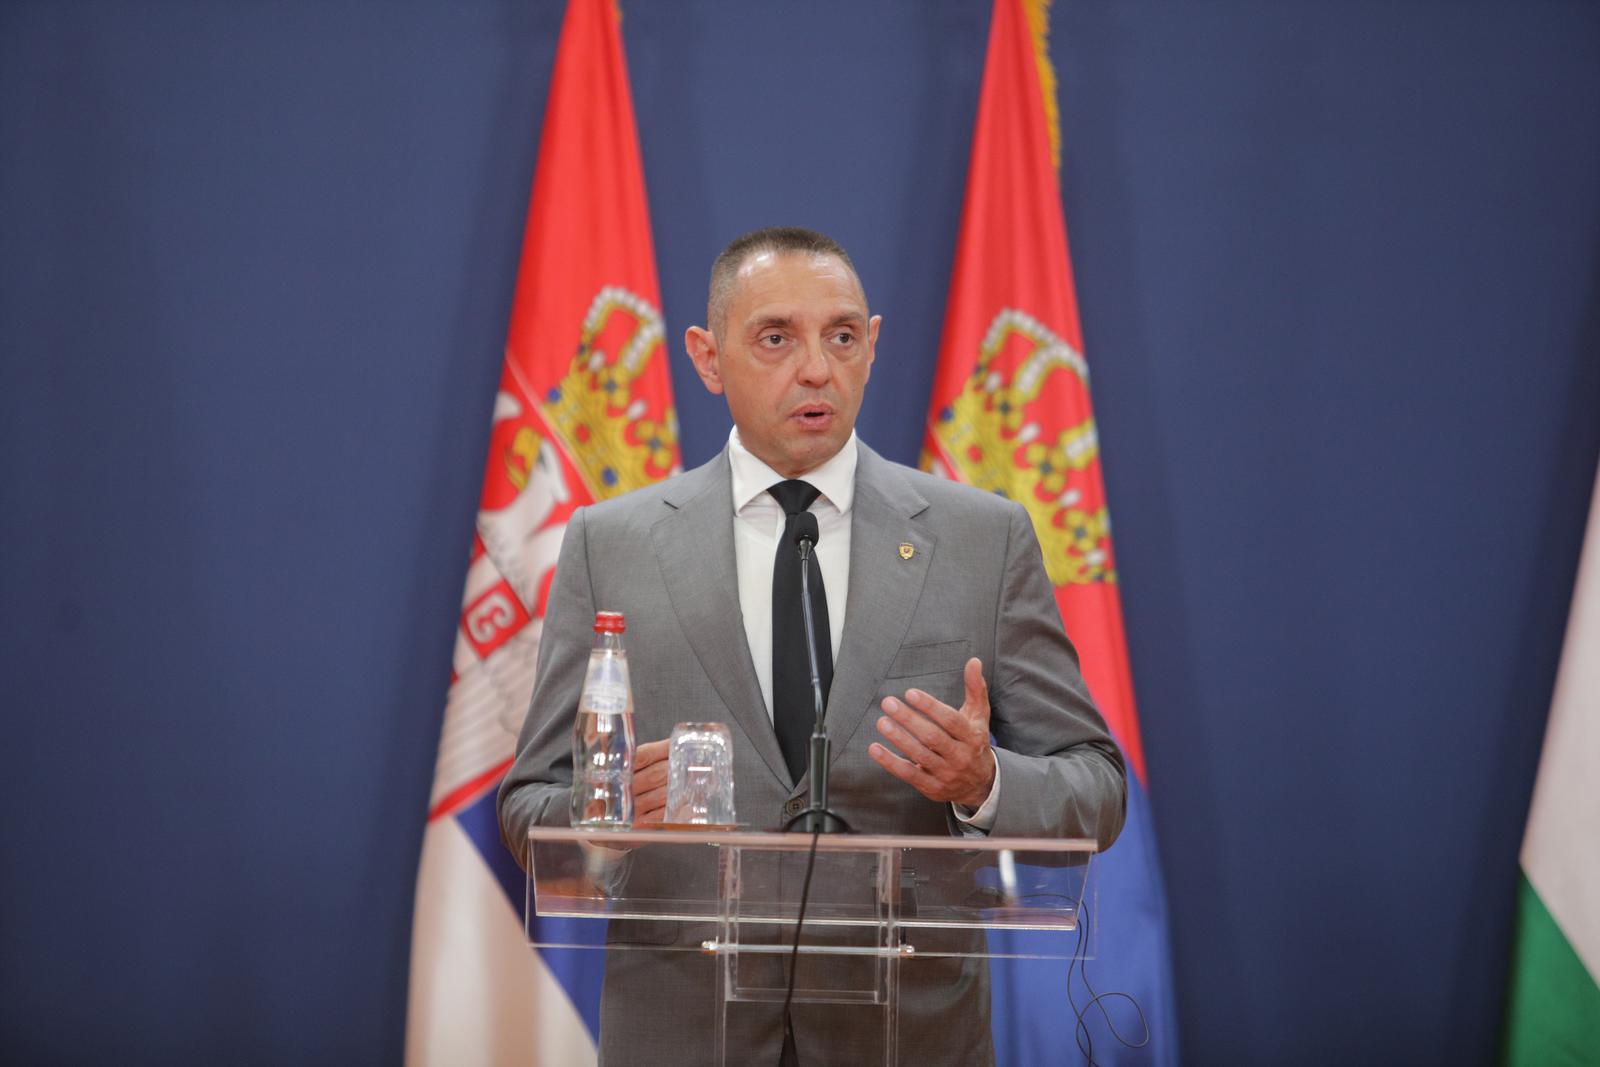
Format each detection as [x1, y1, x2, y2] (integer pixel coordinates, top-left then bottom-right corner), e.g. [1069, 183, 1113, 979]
[633, 767, 668, 797]
[880, 695, 955, 757]
[633, 753, 670, 792]
[962, 657, 989, 717]
[898, 680, 988, 744]
[632, 738, 671, 791]
[876, 707, 941, 766]
[868, 741, 939, 793]
[898, 688, 970, 740]
[635, 738, 671, 767]
[634, 779, 668, 824]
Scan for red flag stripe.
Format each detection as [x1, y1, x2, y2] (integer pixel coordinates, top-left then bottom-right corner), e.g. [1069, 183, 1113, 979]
[922, 0, 1146, 784]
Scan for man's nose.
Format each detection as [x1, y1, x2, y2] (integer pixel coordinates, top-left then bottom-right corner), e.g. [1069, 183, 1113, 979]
[796, 337, 832, 385]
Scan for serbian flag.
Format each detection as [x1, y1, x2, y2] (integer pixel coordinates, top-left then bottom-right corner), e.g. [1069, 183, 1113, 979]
[921, 0, 1178, 1062]
[405, 0, 679, 1062]
[1501, 463, 1600, 1064]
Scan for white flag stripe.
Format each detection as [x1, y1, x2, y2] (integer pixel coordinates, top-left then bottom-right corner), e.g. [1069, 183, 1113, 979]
[430, 714, 516, 807]
[435, 718, 513, 767]
[406, 818, 596, 1067]
[433, 733, 514, 791]
[1520, 463, 1600, 983]
[431, 630, 543, 809]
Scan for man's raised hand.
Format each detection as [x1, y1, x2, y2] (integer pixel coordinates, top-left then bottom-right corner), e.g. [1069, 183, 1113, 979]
[868, 657, 995, 810]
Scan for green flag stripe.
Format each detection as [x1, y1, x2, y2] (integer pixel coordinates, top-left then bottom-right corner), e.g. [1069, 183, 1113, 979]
[1503, 873, 1600, 1066]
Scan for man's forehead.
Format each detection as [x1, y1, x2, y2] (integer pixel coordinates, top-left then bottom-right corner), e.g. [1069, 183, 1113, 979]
[733, 247, 840, 276]
[731, 250, 868, 316]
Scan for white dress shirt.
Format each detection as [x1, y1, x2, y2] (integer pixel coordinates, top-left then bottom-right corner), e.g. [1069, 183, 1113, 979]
[728, 426, 855, 719]
[725, 428, 999, 829]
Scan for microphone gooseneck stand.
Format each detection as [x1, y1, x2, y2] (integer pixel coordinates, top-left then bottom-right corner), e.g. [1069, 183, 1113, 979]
[782, 512, 851, 835]
[778, 511, 851, 1061]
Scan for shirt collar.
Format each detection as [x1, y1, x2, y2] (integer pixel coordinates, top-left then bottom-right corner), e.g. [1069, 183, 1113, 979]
[729, 427, 858, 515]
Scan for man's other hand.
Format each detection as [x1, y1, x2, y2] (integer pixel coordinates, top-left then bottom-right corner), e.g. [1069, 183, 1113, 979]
[868, 657, 995, 810]
[632, 738, 670, 825]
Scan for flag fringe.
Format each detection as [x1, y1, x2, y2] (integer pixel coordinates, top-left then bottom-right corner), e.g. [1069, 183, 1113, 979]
[1022, 0, 1062, 172]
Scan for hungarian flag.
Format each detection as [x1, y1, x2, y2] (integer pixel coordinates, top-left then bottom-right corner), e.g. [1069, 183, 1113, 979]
[1502, 465, 1600, 1065]
[405, 0, 678, 1062]
[921, 0, 1178, 1062]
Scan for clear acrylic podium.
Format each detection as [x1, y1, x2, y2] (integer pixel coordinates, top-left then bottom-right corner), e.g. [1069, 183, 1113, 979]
[525, 827, 1097, 1065]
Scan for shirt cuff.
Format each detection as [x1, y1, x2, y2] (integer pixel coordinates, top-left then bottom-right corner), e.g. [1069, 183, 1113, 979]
[951, 749, 1001, 833]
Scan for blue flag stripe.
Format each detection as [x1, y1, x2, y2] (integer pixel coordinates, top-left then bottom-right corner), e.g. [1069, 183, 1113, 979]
[458, 787, 606, 1041]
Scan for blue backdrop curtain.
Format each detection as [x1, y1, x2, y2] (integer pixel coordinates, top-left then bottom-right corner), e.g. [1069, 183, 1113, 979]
[2, 2, 1597, 1062]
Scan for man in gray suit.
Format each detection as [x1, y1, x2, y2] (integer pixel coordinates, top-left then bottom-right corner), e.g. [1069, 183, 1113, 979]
[499, 227, 1126, 1065]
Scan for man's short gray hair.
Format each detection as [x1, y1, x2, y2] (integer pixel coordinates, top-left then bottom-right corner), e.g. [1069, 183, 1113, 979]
[706, 226, 862, 338]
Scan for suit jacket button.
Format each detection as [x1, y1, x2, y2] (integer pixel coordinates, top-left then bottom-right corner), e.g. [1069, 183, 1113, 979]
[784, 798, 804, 817]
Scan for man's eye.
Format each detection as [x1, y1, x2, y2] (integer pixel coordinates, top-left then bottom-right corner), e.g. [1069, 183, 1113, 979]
[760, 333, 784, 347]
[832, 331, 855, 345]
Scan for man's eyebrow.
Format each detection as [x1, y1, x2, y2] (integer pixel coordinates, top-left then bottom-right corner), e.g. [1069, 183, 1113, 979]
[747, 314, 796, 333]
[745, 309, 866, 333]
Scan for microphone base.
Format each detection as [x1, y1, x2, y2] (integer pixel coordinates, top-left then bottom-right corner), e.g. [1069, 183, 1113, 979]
[783, 806, 852, 834]
[783, 730, 850, 833]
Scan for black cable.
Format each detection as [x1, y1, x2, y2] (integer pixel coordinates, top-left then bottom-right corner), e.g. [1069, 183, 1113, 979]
[1067, 897, 1150, 1064]
[780, 828, 822, 1053]
[1067, 890, 1094, 1065]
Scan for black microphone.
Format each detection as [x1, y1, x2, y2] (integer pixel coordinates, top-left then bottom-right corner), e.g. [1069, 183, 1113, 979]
[785, 511, 849, 835]
[792, 511, 819, 551]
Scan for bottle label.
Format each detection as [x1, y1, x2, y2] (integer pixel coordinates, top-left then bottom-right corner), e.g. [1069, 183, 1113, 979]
[582, 682, 630, 716]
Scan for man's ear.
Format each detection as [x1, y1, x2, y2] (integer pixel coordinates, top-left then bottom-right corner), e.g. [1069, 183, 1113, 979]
[685, 326, 725, 395]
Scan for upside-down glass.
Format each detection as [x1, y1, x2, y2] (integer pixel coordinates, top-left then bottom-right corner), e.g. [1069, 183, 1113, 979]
[665, 721, 736, 826]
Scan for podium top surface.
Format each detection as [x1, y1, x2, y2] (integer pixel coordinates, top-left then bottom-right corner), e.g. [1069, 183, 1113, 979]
[527, 826, 1097, 854]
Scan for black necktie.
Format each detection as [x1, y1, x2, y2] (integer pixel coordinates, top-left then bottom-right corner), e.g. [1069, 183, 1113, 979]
[769, 479, 832, 783]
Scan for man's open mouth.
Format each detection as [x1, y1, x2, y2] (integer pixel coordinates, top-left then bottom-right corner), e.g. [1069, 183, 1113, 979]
[794, 406, 833, 427]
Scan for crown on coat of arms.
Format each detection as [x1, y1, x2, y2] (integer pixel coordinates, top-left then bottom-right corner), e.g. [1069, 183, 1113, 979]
[539, 286, 679, 500]
[925, 309, 1114, 587]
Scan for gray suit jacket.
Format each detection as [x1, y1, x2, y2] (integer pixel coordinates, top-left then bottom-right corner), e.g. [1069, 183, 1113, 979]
[498, 443, 1126, 1065]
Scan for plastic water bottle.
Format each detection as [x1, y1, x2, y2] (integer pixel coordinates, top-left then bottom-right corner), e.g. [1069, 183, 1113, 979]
[570, 610, 635, 828]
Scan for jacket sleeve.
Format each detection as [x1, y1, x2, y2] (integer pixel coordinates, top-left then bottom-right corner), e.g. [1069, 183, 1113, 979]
[983, 500, 1128, 849]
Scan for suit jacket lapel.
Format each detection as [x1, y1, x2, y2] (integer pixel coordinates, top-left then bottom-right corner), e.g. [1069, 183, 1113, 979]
[827, 444, 935, 759]
[651, 450, 793, 787]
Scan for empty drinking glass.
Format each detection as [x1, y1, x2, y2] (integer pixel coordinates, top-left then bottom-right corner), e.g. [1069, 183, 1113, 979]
[665, 722, 736, 826]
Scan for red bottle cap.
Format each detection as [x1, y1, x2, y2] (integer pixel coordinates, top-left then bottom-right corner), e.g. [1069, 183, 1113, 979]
[593, 611, 625, 634]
